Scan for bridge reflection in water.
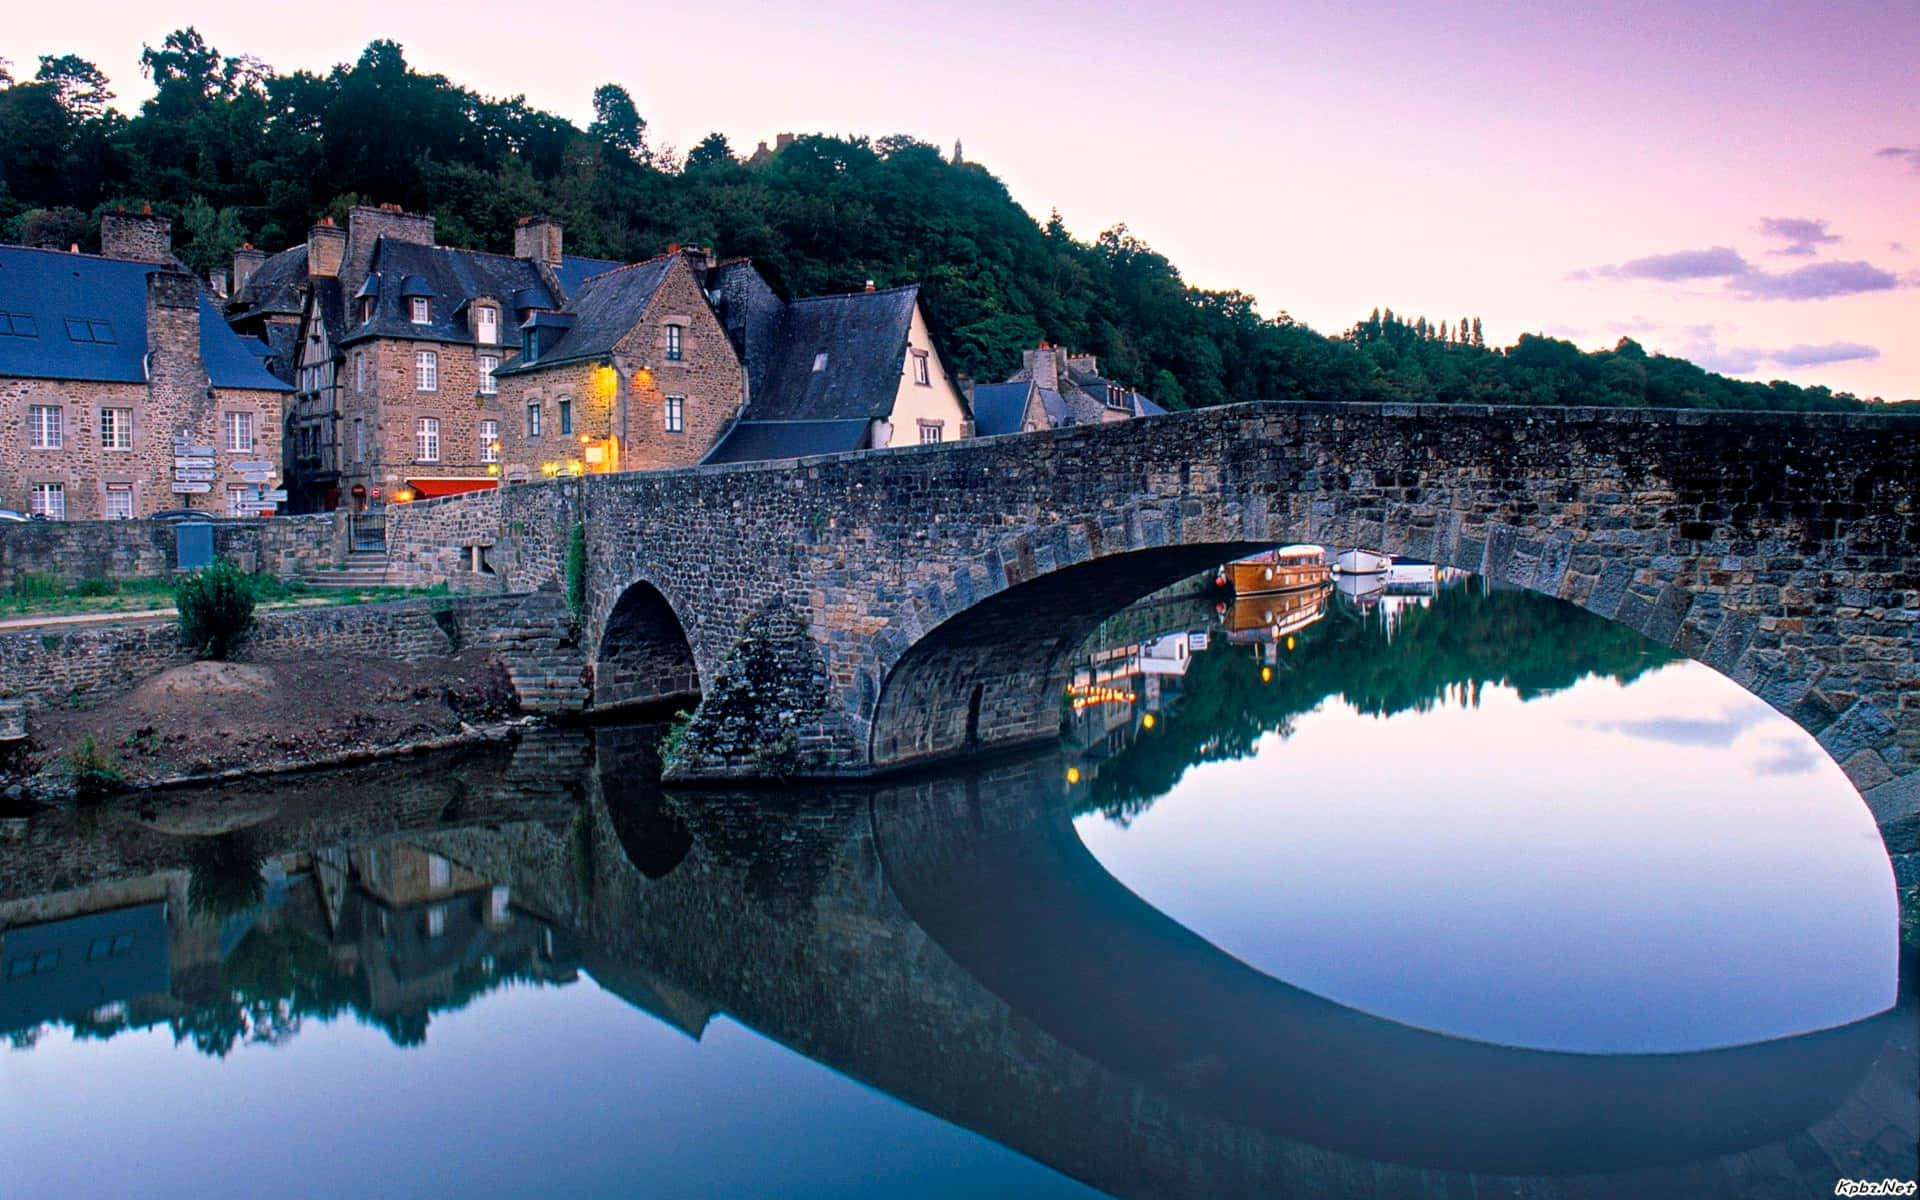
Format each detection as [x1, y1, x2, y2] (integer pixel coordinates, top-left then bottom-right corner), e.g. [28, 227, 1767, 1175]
[2, 585, 1913, 1198]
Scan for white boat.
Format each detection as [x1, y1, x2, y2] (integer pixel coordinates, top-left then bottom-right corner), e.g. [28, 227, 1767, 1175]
[1384, 560, 1436, 586]
[1329, 547, 1392, 575]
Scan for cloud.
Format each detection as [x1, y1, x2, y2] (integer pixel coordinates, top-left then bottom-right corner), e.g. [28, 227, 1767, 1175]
[1766, 342, 1880, 367]
[1752, 741, 1823, 777]
[1876, 146, 1920, 170]
[1600, 246, 1750, 281]
[1756, 217, 1839, 257]
[1578, 707, 1765, 748]
[1608, 316, 1660, 334]
[1728, 260, 1900, 300]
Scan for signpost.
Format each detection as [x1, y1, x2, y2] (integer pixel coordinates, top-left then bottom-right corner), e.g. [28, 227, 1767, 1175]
[239, 471, 273, 485]
[231, 461, 276, 473]
[170, 482, 213, 494]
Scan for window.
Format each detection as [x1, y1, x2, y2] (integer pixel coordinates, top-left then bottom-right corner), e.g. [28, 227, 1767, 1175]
[0, 311, 38, 337]
[527, 402, 542, 439]
[812, 352, 828, 373]
[226, 484, 251, 517]
[416, 417, 440, 462]
[558, 399, 572, 436]
[355, 352, 366, 392]
[428, 855, 452, 890]
[478, 354, 499, 394]
[426, 906, 447, 938]
[63, 317, 114, 343]
[353, 417, 366, 464]
[911, 349, 930, 386]
[223, 411, 254, 451]
[416, 350, 438, 391]
[410, 297, 431, 324]
[664, 395, 684, 434]
[1106, 384, 1127, 409]
[476, 306, 498, 345]
[918, 421, 944, 445]
[104, 484, 133, 520]
[359, 297, 375, 324]
[30, 483, 65, 519]
[101, 407, 132, 451]
[664, 324, 683, 361]
[479, 420, 500, 463]
[28, 405, 62, 449]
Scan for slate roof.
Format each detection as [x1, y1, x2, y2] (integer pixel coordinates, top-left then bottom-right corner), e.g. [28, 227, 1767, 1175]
[225, 244, 308, 323]
[553, 254, 626, 296]
[745, 285, 920, 421]
[497, 256, 674, 375]
[1036, 387, 1072, 426]
[343, 239, 559, 350]
[0, 245, 291, 390]
[702, 418, 871, 464]
[970, 382, 1039, 437]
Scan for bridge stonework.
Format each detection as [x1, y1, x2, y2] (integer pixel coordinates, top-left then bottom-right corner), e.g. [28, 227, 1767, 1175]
[384, 401, 1920, 845]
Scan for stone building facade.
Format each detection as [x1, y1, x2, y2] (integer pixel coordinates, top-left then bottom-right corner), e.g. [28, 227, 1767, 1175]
[0, 213, 290, 520]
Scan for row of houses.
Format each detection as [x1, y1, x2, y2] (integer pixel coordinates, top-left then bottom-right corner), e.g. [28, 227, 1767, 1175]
[0, 206, 1163, 519]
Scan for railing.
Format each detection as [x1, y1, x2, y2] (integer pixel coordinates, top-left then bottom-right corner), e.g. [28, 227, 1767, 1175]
[348, 512, 385, 552]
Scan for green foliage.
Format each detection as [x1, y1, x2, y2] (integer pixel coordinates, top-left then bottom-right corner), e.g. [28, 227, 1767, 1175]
[565, 521, 587, 625]
[65, 734, 122, 798]
[10, 571, 65, 600]
[658, 708, 693, 768]
[70, 577, 119, 597]
[173, 558, 256, 659]
[0, 33, 1875, 410]
[185, 831, 265, 926]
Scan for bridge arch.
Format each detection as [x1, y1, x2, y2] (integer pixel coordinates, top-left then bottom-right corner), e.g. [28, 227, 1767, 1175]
[592, 579, 701, 712]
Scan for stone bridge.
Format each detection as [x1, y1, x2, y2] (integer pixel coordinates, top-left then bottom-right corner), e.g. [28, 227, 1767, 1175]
[385, 400, 1920, 842]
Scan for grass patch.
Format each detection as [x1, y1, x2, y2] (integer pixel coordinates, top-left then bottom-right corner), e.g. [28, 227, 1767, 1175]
[66, 735, 122, 799]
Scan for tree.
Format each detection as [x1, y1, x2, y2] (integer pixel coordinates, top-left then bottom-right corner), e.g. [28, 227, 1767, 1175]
[684, 131, 734, 172]
[35, 54, 113, 120]
[589, 83, 647, 162]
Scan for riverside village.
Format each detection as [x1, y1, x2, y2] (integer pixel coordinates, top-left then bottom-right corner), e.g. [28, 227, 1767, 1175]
[0, 29, 1916, 1200]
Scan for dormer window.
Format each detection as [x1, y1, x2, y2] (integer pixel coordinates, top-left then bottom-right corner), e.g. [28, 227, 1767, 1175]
[359, 297, 375, 324]
[664, 324, 683, 361]
[411, 297, 431, 324]
[476, 305, 498, 345]
[1106, 384, 1126, 409]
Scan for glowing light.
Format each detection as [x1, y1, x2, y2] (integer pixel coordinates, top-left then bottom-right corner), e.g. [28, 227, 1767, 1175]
[486, 464, 500, 476]
[393, 489, 414, 503]
[1261, 666, 1273, 683]
[1066, 767, 1081, 785]
[541, 462, 560, 477]
[1286, 636, 1296, 651]
[1141, 713, 1156, 729]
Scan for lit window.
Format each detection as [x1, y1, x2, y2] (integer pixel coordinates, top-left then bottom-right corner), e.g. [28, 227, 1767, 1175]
[665, 395, 684, 434]
[527, 402, 542, 439]
[912, 350, 930, 386]
[29, 482, 65, 519]
[104, 484, 133, 520]
[416, 350, 438, 392]
[410, 297, 431, 324]
[919, 421, 943, 445]
[28, 405, 62, 449]
[479, 420, 499, 463]
[101, 407, 132, 450]
[223, 411, 254, 452]
[812, 352, 828, 372]
[479, 354, 499, 394]
[416, 417, 440, 462]
[665, 324, 683, 361]
[558, 399, 572, 436]
[476, 306, 498, 345]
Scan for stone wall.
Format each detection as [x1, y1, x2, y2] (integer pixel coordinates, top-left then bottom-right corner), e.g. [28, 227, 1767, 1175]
[0, 513, 344, 589]
[384, 477, 579, 593]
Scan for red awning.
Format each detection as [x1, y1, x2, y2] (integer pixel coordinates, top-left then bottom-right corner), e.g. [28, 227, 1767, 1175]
[405, 478, 498, 499]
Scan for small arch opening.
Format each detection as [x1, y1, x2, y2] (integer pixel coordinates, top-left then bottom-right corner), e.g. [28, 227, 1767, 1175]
[595, 580, 700, 713]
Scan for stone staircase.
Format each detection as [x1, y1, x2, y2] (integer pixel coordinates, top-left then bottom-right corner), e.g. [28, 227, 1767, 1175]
[299, 549, 390, 589]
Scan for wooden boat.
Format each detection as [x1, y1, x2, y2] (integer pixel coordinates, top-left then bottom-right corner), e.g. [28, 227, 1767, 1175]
[1224, 545, 1330, 596]
[1218, 583, 1331, 642]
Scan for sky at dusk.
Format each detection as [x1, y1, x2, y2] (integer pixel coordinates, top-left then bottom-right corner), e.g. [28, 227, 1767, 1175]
[11, 1, 1918, 399]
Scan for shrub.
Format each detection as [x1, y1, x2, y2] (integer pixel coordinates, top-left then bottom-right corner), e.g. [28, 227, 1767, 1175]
[565, 520, 587, 624]
[71, 578, 120, 597]
[174, 559, 256, 660]
[66, 735, 122, 798]
[9, 571, 64, 600]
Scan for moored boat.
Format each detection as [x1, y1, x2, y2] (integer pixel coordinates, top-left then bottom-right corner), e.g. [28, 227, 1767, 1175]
[1330, 547, 1393, 575]
[1224, 545, 1330, 596]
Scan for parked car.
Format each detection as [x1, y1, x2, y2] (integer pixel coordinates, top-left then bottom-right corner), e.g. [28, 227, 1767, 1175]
[0, 509, 26, 522]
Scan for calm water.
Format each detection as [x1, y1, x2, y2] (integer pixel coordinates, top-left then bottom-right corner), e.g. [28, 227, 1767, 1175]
[2, 576, 1912, 1199]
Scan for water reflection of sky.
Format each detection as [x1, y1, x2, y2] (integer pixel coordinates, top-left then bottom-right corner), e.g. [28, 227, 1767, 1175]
[1074, 660, 1900, 1054]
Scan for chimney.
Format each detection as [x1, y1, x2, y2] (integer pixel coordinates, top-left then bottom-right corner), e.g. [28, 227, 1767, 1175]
[515, 215, 564, 267]
[146, 267, 210, 427]
[232, 243, 268, 295]
[775, 132, 795, 151]
[102, 206, 173, 264]
[1022, 345, 1060, 392]
[346, 204, 435, 286]
[864, 280, 876, 293]
[306, 220, 345, 279]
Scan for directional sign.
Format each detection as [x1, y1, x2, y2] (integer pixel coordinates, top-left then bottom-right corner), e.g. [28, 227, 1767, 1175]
[182, 446, 216, 458]
[174, 469, 218, 482]
[231, 461, 276, 473]
[239, 471, 274, 484]
[262, 489, 288, 502]
[170, 482, 213, 494]
[236, 503, 277, 514]
[174, 456, 212, 470]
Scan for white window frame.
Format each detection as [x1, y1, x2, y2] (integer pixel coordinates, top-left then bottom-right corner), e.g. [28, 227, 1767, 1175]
[100, 407, 132, 451]
[476, 306, 498, 345]
[416, 350, 438, 392]
[223, 410, 254, 452]
[410, 297, 431, 324]
[29, 482, 65, 519]
[416, 417, 441, 463]
[527, 402, 542, 439]
[912, 350, 930, 386]
[664, 395, 684, 433]
[918, 420, 944, 445]
[28, 405, 62, 450]
[478, 353, 499, 395]
[664, 324, 683, 361]
[479, 419, 500, 463]
[226, 484, 251, 517]
[103, 483, 134, 520]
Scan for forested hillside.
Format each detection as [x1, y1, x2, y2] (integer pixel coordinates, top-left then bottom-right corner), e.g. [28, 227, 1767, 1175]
[0, 31, 1868, 411]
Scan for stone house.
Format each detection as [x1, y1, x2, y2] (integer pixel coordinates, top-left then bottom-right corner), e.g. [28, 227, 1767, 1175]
[994, 343, 1165, 430]
[703, 281, 973, 464]
[0, 211, 290, 520]
[489, 248, 745, 481]
[226, 207, 620, 512]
